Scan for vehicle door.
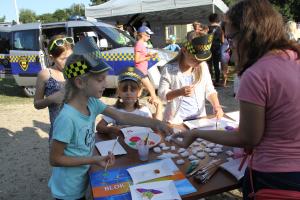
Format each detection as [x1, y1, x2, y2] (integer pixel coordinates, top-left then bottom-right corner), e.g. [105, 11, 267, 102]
[10, 23, 45, 96]
[0, 26, 11, 78]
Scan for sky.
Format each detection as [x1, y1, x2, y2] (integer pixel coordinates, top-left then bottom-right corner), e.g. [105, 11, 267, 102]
[0, 0, 91, 22]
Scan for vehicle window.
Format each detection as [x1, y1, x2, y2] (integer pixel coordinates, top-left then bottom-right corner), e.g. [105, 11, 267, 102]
[0, 32, 10, 54]
[12, 30, 39, 51]
[99, 26, 135, 47]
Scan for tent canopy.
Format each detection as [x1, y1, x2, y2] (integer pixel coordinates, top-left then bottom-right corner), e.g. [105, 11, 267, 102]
[85, 0, 228, 24]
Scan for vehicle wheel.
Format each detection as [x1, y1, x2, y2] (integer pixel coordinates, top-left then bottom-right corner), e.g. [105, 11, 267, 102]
[23, 86, 36, 97]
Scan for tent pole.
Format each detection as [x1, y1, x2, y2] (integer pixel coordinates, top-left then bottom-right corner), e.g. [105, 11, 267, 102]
[212, 0, 215, 13]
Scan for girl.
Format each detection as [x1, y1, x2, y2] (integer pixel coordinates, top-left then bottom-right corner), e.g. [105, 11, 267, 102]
[173, 0, 300, 199]
[34, 35, 73, 140]
[96, 67, 163, 134]
[134, 25, 160, 106]
[49, 37, 172, 200]
[158, 34, 224, 124]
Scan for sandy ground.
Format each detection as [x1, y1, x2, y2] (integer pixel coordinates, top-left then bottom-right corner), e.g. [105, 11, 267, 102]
[0, 85, 241, 200]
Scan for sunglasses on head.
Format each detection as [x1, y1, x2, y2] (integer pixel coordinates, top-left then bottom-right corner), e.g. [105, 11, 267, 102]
[49, 37, 74, 51]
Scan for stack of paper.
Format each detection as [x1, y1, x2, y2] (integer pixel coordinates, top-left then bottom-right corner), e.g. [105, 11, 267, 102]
[220, 158, 247, 181]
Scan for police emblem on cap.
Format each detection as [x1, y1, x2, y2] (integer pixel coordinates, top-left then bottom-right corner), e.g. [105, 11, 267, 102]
[19, 56, 29, 71]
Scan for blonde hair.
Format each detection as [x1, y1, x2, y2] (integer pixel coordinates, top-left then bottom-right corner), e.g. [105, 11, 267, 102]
[168, 50, 203, 85]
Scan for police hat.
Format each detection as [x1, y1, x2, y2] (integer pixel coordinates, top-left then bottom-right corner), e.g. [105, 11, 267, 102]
[184, 33, 213, 61]
[64, 37, 111, 79]
[118, 67, 145, 83]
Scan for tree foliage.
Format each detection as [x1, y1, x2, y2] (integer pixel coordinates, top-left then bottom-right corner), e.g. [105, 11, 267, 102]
[222, 0, 299, 22]
[19, 9, 36, 23]
[18, 3, 85, 24]
[89, 0, 109, 6]
[0, 16, 5, 22]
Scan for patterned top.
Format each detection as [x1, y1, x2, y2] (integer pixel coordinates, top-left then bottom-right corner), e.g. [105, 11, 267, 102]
[44, 69, 64, 138]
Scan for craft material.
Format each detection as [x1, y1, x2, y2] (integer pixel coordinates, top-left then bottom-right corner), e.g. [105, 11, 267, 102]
[104, 136, 119, 173]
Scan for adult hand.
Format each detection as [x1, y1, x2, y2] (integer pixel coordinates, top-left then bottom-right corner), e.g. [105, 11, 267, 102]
[171, 130, 196, 148]
[155, 121, 174, 136]
[94, 151, 115, 168]
[180, 85, 194, 97]
[214, 106, 224, 119]
[148, 96, 161, 106]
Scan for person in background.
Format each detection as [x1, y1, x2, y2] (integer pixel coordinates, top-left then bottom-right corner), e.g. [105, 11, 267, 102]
[115, 21, 124, 31]
[220, 22, 230, 87]
[164, 35, 181, 52]
[208, 13, 223, 86]
[172, 0, 300, 199]
[49, 37, 172, 200]
[34, 35, 74, 141]
[158, 34, 223, 124]
[97, 67, 163, 134]
[286, 20, 300, 42]
[134, 25, 161, 105]
[187, 21, 202, 41]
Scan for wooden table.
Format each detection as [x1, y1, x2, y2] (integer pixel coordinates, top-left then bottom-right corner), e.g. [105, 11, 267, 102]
[90, 126, 240, 200]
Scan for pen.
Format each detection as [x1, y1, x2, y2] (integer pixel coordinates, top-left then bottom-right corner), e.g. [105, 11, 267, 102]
[104, 136, 119, 172]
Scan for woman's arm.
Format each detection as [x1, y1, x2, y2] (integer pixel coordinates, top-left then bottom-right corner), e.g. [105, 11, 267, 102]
[50, 140, 115, 167]
[102, 107, 173, 135]
[172, 101, 265, 148]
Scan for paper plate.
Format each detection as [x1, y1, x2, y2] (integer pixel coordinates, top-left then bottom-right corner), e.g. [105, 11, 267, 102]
[124, 132, 161, 150]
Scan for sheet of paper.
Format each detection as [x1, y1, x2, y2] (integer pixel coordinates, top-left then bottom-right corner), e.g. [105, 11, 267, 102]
[95, 139, 127, 156]
[225, 111, 240, 123]
[127, 159, 174, 184]
[183, 118, 216, 130]
[220, 158, 247, 181]
[130, 180, 182, 200]
[120, 126, 153, 138]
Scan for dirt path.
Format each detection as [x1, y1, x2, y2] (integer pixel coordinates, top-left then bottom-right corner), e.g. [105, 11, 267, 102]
[0, 86, 241, 200]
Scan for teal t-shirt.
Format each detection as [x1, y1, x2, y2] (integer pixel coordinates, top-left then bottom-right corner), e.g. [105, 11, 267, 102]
[48, 97, 107, 200]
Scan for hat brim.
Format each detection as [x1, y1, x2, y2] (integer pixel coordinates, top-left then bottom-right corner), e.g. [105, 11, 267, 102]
[119, 76, 141, 83]
[194, 51, 212, 62]
[89, 60, 112, 73]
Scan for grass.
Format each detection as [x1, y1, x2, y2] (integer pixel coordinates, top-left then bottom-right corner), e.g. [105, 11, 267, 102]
[0, 78, 33, 105]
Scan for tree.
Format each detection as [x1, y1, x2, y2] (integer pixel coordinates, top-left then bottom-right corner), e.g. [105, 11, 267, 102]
[68, 3, 85, 16]
[52, 9, 68, 22]
[37, 13, 55, 23]
[19, 9, 36, 23]
[0, 16, 5, 22]
[90, 0, 109, 6]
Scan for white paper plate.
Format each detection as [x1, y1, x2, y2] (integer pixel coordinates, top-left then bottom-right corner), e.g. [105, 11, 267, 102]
[124, 131, 161, 150]
[127, 159, 174, 184]
[130, 180, 181, 200]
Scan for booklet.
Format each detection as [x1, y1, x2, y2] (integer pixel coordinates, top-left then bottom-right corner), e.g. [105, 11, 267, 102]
[90, 158, 196, 200]
[220, 158, 247, 181]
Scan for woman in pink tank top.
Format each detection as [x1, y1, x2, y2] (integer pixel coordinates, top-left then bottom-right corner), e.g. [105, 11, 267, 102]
[171, 0, 300, 199]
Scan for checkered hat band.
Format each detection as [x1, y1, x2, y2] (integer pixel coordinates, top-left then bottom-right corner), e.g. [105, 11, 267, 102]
[65, 61, 90, 78]
[122, 72, 141, 80]
[184, 41, 196, 54]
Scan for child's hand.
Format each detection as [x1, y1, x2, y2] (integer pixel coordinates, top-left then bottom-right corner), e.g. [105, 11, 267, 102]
[94, 152, 115, 168]
[48, 89, 65, 104]
[213, 106, 224, 119]
[148, 96, 161, 106]
[180, 85, 195, 97]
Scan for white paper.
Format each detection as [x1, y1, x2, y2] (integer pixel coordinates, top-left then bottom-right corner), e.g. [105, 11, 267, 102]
[127, 159, 174, 184]
[130, 180, 182, 200]
[95, 139, 127, 156]
[183, 118, 216, 130]
[225, 111, 240, 123]
[220, 158, 247, 181]
[121, 126, 153, 138]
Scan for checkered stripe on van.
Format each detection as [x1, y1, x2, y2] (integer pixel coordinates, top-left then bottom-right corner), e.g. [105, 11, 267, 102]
[101, 53, 159, 61]
[9, 55, 37, 63]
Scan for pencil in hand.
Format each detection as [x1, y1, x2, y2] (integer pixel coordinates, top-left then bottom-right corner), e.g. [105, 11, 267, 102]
[104, 136, 119, 173]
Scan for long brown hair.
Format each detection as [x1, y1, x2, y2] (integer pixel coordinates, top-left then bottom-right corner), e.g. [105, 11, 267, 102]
[226, 0, 300, 76]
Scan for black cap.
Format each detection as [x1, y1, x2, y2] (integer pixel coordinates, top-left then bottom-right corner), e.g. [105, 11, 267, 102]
[184, 34, 213, 61]
[118, 67, 145, 83]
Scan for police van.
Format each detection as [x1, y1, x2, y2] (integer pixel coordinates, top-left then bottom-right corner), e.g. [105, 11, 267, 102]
[5, 19, 176, 96]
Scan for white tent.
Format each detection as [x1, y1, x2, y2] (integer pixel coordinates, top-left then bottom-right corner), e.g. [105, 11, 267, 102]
[85, 0, 228, 47]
